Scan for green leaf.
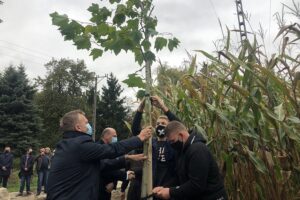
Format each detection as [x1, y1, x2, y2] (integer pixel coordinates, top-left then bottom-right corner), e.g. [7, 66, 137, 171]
[144, 51, 156, 63]
[50, 12, 69, 26]
[141, 40, 151, 51]
[134, 49, 143, 65]
[127, 19, 139, 30]
[168, 37, 180, 51]
[90, 48, 103, 60]
[109, 0, 121, 3]
[274, 103, 285, 121]
[97, 23, 109, 35]
[247, 149, 268, 174]
[113, 13, 126, 26]
[122, 74, 146, 88]
[73, 35, 91, 50]
[154, 37, 168, 51]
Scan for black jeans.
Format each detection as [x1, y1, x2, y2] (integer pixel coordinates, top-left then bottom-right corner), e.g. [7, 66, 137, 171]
[19, 175, 31, 193]
[0, 175, 9, 188]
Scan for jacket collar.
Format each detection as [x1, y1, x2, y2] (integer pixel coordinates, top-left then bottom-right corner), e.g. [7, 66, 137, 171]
[183, 133, 197, 152]
[63, 131, 89, 139]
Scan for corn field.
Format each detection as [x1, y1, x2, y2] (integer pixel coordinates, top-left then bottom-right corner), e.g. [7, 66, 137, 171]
[154, 5, 300, 200]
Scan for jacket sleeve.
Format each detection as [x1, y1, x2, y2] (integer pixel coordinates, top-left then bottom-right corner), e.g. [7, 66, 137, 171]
[165, 110, 180, 122]
[169, 144, 210, 199]
[131, 111, 143, 136]
[101, 156, 126, 172]
[102, 169, 127, 183]
[80, 136, 143, 161]
[7, 155, 13, 169]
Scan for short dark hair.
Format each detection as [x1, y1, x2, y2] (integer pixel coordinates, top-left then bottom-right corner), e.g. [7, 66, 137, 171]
[165, 121, 187, 136]
[60, 110, 85, 132]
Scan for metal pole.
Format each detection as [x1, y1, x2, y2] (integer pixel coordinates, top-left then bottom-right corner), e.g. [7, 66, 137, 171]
[92, 75, 98, 141]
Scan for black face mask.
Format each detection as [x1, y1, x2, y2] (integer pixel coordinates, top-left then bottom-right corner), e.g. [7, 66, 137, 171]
[156, 125, 166, 138]
[4, 150, 9, 153]
[170, 140, 184, 151]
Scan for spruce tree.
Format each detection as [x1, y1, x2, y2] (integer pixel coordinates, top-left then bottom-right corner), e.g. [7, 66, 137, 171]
[97, 73, 129, 140]
[0, 65, 43, 156]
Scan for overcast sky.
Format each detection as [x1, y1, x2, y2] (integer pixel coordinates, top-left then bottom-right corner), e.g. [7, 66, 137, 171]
[0, 0, 294, 99]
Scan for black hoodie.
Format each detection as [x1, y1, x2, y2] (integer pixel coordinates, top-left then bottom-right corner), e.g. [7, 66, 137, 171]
[169, 133, 227, 200]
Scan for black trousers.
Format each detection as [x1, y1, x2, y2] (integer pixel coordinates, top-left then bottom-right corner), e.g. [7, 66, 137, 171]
[0, 175, 9, 188]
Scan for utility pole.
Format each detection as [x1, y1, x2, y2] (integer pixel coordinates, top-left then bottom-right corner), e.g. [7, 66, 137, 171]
[92, 75, 98, 141]
[92, 74, 107, 141]
[235, 0, 248, 43]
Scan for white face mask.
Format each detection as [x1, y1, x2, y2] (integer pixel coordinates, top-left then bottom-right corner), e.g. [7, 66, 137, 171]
[86, 123, 93, 136]
[111, 136, 118, 143]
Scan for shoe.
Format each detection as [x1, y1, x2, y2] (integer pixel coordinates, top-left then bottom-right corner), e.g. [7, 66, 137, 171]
[16, 193, 23, 197]
[36, 192, 41, 196]
[26, 191, 32, 195]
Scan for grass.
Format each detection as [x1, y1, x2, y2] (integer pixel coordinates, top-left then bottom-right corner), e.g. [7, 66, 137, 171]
[6, 170, 38, 193]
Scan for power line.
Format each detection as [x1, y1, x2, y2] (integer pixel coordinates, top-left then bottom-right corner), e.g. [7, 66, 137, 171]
[0, 40, 54, 59]
[0, 45, 50, 61]
[0, 53, 45, 66]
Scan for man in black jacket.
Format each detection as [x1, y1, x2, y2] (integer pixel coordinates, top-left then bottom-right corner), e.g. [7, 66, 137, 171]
[153, 121, 227, 200]
[99, 127, 144, 200]
[128, 96, 178, 200]
[0, 146, 13, 188]
[18, 148, 34, 196]
[46, 109, 151, 200]
[35, 148, 50, 195]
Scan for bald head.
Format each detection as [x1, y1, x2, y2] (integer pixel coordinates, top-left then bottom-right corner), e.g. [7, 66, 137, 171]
[101, 128, 117, 144]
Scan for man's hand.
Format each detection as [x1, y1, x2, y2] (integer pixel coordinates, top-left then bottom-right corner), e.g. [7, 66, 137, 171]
[2, 166, 6, 171]
[127, 171, 135, 180]
[151, 96, 168, 112]
[24, 168, 28, 171]
[120, 191, 126, 200]
[137, 98, 146, 112]
[126, 154, 147, 161]
[105, 182, 114, 193]
[138, 126, 152, 141]
[153, 187, 170, 199]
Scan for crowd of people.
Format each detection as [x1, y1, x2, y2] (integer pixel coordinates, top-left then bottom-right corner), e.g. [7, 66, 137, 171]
[0, 96, 227, 200]
[0, 146, 53, 196]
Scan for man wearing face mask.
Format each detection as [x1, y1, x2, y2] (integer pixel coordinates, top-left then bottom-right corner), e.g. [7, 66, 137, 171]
[47, 110, 151, 200]
[0, 146, 13, 188]
[127, 96, 179, 200]
[99, 127, 143, 200]
[153, 121, 227, 200]
[18, 148, 34, 196]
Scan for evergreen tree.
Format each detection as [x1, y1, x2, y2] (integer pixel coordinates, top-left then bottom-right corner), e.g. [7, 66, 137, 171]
[0, 65, 43, 156]
[97, 73, 129, 140]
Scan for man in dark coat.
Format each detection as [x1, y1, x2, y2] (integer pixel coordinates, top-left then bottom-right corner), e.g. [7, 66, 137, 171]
[35, 148, 50, 195]
[46, 109, 151, 200]
[153, 121, 227, 200]
[17, 147, 34, 196]
[0, 146, 13, 188]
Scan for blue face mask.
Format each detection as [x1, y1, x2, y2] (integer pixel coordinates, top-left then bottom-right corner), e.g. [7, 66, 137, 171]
[111, 136, 118, 143]
[86, 123, 93, 136]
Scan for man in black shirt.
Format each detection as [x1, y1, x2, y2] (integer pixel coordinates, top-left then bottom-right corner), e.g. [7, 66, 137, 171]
[153, 121, 227, 200]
